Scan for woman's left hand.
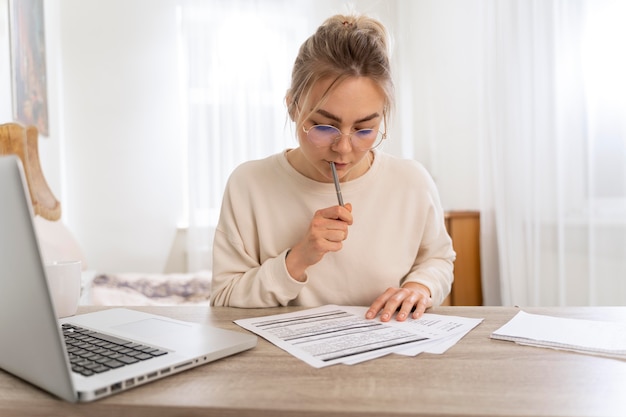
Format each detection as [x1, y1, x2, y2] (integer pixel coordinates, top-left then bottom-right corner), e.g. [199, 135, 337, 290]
[365, 282, 433, 322]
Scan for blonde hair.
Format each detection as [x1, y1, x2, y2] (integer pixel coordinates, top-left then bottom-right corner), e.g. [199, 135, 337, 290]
[286, 14, 394, 131]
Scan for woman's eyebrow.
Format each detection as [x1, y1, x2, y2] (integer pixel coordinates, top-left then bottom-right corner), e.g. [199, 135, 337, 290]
[315, 109, 381, 124]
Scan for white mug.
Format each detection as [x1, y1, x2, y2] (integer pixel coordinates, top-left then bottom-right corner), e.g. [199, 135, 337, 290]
[45, 260, 82, 318]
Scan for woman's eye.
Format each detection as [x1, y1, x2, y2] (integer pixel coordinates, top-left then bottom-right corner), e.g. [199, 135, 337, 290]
[354, 129, 374, 138]
[315, 125, 338, 133]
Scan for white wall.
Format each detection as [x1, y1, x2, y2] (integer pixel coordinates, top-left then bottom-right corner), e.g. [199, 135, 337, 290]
[394, 1, 482, 211]
[56, 0, 184, 273]
[1, 0, 481, 274]
[0, 0, 10, 122]
[1, 0, 65, 213]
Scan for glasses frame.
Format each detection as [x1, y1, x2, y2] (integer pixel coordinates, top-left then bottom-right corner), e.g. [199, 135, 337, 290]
[302, 125, 387, 151]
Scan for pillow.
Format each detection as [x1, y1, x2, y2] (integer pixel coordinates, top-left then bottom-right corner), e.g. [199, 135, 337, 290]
[89, 271, 212, 306]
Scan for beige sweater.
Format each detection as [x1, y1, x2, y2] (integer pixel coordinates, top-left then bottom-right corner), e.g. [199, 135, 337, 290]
[210, 150, 455, 307]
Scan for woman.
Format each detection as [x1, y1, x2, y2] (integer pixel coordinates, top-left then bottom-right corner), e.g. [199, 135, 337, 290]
[210, 13, 455, 322]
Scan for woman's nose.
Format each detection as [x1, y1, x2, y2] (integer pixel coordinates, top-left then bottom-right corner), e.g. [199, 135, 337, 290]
[332, 132, 353, 153]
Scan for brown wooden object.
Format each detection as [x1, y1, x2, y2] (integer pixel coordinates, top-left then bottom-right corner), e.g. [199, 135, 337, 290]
[443, 211, 482, 306]
[0, 122, 61, 220]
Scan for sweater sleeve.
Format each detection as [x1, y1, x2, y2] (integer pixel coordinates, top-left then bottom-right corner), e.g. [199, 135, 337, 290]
[210, 230, 306, 307]
[399, 166, 456, 306]
[210, 164, 306, 307]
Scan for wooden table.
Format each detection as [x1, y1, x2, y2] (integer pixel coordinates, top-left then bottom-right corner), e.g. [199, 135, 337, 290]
[1, 306, 625, 417]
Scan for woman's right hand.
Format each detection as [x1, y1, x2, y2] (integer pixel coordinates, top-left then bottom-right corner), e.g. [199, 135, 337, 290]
[286, 203, 353, 281]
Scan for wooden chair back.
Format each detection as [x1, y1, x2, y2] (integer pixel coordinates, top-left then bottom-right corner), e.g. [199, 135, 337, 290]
[0, 122, 61, 220]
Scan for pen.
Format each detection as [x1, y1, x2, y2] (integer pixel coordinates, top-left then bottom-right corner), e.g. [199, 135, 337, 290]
[329, 162, 344, 206]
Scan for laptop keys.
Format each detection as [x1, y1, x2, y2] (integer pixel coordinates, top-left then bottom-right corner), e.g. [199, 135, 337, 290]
[62, 324, 168, 377]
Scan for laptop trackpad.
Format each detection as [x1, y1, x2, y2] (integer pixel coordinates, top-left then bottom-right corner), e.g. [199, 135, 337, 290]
[112, 318, 192, 343]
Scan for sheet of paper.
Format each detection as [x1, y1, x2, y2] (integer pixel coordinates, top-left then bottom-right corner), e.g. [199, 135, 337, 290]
[395, 321, 483, 356]
[491, 310, 626, 359]
[235, 305, 483, 367]
[366, 310, 483, 356]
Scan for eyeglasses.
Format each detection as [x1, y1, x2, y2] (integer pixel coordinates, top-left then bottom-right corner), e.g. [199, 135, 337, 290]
[302, 125, 386, 151]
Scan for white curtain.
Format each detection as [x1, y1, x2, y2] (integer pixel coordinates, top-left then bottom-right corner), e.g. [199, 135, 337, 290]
[481, 0, 626, 306]
[178, 0, 626, 306]
[177, 0, 398, 273]
[177, 0, 312, 272]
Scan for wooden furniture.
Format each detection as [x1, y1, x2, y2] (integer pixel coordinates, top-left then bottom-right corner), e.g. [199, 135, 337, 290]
[1, 122, 87, 267]
[0, 122, 61, 220]
[1, 305, 625, 417]
[443, 211, 482, 306]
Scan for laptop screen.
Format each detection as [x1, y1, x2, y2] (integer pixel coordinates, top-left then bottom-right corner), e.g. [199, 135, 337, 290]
[0, 155, 77, 402]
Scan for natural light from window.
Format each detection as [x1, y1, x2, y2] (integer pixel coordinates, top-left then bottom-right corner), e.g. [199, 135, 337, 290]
[582, 0, 626, 214]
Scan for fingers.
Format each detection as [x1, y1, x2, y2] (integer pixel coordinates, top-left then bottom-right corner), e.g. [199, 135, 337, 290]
[319, 204, 353, 224]
[366, 287, 400, 321]
[411, 296, 429, 320]
[288, 204, 352, 276]
[365, 285, 432, 322]
[365, 290, 389, 320]
[396, 292, 420, 321]
[381, 287, 414, 322]
[310, 214, 349, 245]
[311, 205, 352, 244]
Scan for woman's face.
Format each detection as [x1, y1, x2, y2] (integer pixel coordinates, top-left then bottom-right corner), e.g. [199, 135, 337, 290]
[293, 76, 386, 183]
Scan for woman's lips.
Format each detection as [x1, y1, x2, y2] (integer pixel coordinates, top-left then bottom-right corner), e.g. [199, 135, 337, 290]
[331, 162, 348, 170]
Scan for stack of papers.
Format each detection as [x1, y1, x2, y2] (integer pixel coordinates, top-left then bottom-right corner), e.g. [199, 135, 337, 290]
[491, 310, 626, 359]
[235, 305, 482, 368]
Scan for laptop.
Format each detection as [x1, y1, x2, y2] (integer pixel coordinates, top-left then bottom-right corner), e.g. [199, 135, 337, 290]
[0, 155, 257, 402]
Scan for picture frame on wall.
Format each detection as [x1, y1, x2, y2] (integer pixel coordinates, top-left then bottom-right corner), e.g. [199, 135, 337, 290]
[8, 0, 49, 136]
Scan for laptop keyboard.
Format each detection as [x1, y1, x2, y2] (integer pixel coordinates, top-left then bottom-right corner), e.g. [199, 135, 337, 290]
[62, 323, 168, 377]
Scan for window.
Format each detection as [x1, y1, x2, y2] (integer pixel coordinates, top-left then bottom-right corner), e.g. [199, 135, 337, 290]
[582, 0, 626, 213]
[177, 0, 314, 270]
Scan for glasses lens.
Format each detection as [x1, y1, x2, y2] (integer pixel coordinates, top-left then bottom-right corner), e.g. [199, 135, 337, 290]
[305, 125, 385, 150]
[352, 129, 384, 150]
[307, 125, 341, 146]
